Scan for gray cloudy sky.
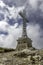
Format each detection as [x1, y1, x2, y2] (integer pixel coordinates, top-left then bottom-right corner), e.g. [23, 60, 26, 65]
[0, 0, 43, 49]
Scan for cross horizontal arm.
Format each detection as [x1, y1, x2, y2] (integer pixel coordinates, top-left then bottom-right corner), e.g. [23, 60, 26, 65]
[19, 11, 29, 22]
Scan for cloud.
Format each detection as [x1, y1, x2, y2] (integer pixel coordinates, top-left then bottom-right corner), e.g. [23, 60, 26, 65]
[0, 0, 25, 25]
[2, 0, 43, 13]
[27, 23, 43, 49]
[0, 21, 9, 31]
[0, 0, 43, 49]
[29, 0, 38, 10]
[2, 0, 26, 7]
[0, 0, 25, 48]
[0, 13, 4, 21]
[0, 0, 6, 8]
[0, 23, 22, 48]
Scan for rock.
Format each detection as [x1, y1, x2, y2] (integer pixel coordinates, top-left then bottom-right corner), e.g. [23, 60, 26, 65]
[0, 48, 43, 65]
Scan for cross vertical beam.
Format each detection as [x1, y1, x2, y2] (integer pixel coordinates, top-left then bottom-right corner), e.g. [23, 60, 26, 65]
[19, 10, 28, 38]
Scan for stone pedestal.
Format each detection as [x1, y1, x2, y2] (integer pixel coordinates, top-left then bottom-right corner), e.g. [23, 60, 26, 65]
[16, 37, 32, 51]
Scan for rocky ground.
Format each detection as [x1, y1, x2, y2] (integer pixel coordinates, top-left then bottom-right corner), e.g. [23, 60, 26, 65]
[0, 48, 43, 65]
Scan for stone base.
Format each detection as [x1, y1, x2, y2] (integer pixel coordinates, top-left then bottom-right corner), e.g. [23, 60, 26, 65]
[16, 37, 32, 51]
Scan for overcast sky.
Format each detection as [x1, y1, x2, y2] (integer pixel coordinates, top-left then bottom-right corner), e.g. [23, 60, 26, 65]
[0, 0, 43, 49]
